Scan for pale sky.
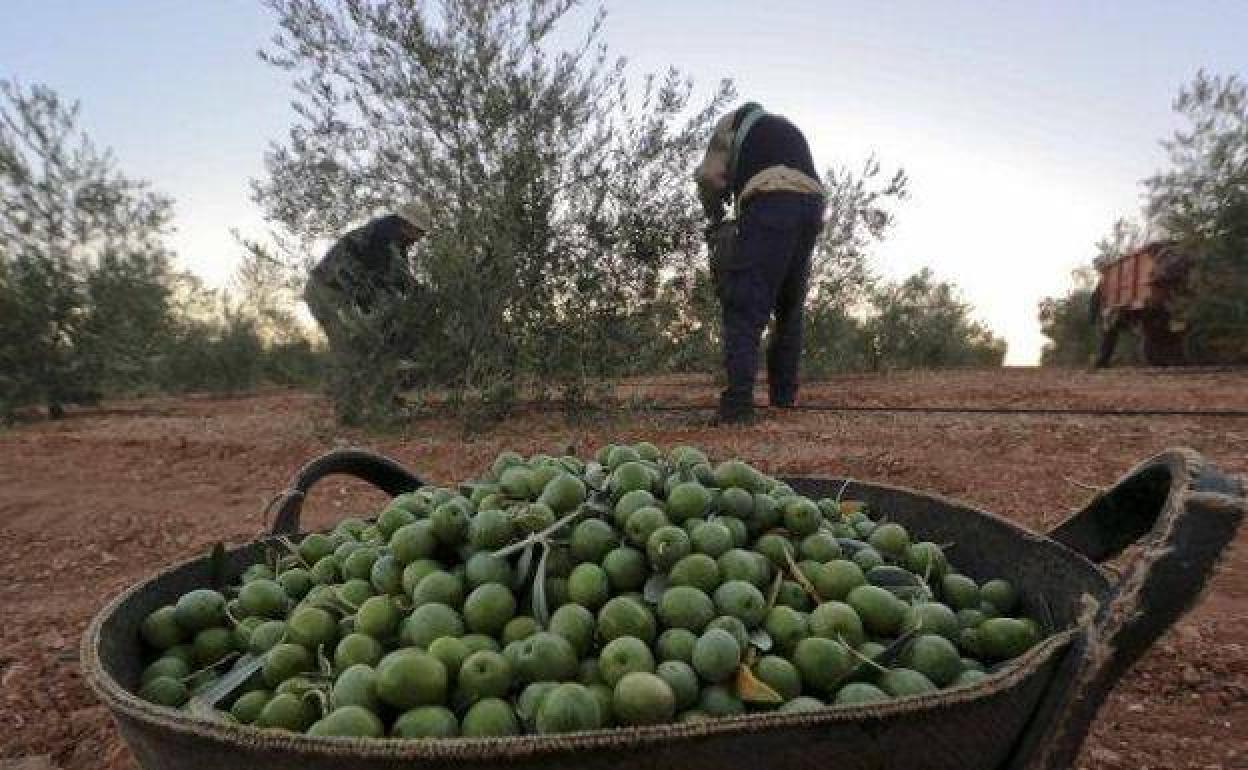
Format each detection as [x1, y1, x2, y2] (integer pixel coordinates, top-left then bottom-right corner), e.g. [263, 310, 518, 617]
[4, 1, 1246, 364]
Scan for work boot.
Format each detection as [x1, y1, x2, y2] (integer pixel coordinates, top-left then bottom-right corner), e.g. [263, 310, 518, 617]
[716, 391, 757, 426]
[769, 388, 797, 409]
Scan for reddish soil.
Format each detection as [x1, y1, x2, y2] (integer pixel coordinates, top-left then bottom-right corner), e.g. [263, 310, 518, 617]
[1, 368, 1245, 770]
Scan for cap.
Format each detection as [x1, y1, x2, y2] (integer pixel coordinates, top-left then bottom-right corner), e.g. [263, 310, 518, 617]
[395, 201, 431, 232]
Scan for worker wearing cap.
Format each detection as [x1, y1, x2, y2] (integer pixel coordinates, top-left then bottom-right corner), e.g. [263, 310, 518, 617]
[696, 103, 825, 423]
[304, 203, 430, 356]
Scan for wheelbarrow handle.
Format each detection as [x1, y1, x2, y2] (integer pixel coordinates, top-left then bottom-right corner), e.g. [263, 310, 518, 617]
[1017, 448, 1246, 770]
[269, 448, 425, 536]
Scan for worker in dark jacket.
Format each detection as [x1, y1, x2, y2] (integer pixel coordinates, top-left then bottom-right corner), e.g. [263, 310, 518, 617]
[696, 103, 825, 423]
[304, 203, 430, 355]
[1089, 281, 1124, 369]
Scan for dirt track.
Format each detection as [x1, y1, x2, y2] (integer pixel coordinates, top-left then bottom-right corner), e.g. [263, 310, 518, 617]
[1, 368, 1245, 769]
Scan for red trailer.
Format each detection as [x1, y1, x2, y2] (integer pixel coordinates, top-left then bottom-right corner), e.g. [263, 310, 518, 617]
[1092, 242, 1189, 366]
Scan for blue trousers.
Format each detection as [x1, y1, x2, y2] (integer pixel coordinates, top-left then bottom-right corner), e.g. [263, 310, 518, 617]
[718, 192, 824, 411]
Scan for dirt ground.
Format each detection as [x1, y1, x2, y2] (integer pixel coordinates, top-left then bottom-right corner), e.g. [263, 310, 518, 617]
[1, 367, 1245, 770]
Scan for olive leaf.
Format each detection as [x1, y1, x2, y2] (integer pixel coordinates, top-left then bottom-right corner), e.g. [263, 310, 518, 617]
[783, 547, 822, 604]
[265, 544, 280, 576]
[735, 664, 784, 704]
[833, 479, 855, 506]
[186, 653, 263, 710]
[320, 589, 359, 614]
[316, 643, 333, 678]
[184, 698, 220, 719]
[275, 536, 311, 569]
[764, 570, 783, 612]
[643, 573, 670, 605]
[748, 628, 774, 653]
[309, 595, 353, 616]
[836, 538, 870, 556]
[837, 643, 888, 690]
[532, 543, 551, 628]
[837, 628, 920, 690]
[582, 499, 610, 517]
[512, 543, 535, 592]
[190, 651, 242, 679]
[584, 463, 607, 491]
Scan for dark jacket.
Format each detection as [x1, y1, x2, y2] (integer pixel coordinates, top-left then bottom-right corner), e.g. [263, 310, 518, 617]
[310, 215, 415, 305]
[731, 114, 819, 199]
[695, 109, 823, 221]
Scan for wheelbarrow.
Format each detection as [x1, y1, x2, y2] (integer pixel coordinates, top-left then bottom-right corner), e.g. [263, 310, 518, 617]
[82, 447, 1246, 769]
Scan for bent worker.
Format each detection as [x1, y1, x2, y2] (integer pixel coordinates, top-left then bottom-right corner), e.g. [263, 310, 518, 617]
[303, 203, 430, 357]
[696, 102, 825, 423]
[1088, 278, 1123, 369]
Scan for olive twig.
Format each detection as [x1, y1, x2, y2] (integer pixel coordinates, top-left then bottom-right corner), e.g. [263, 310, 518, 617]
[494, 507, 587, 558]
[329, 587, 361, 613]
[302, 687, 331, 718]
[764, 570, 783, 612]
[274, 536, 312, 570]
[841, 636, 888, 675]
[308, 593, 356, 616]
[512, 543, 535, 592]
[180, 651, 242, 683]
[782, 547, 822, 604]
[833, 478, 854, 506]
[316, 644, 333, 678]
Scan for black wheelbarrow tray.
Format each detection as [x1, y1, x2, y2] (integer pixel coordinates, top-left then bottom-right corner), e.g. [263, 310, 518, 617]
[82, 447, 1246, 770]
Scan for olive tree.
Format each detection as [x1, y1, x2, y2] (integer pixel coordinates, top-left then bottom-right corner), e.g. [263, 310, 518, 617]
[0, 80, 177, 417]
[866, 268, 1007, 370]
[800, 157, 908, 374]
[814, 156, 908, 306]
[1037, 268, 1102, 367]
[1037, 218, 1153, 367]
[1144, 71, 1248, 362]
[1041, 72, 1248, 367]
[255, 0, 733, 422]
